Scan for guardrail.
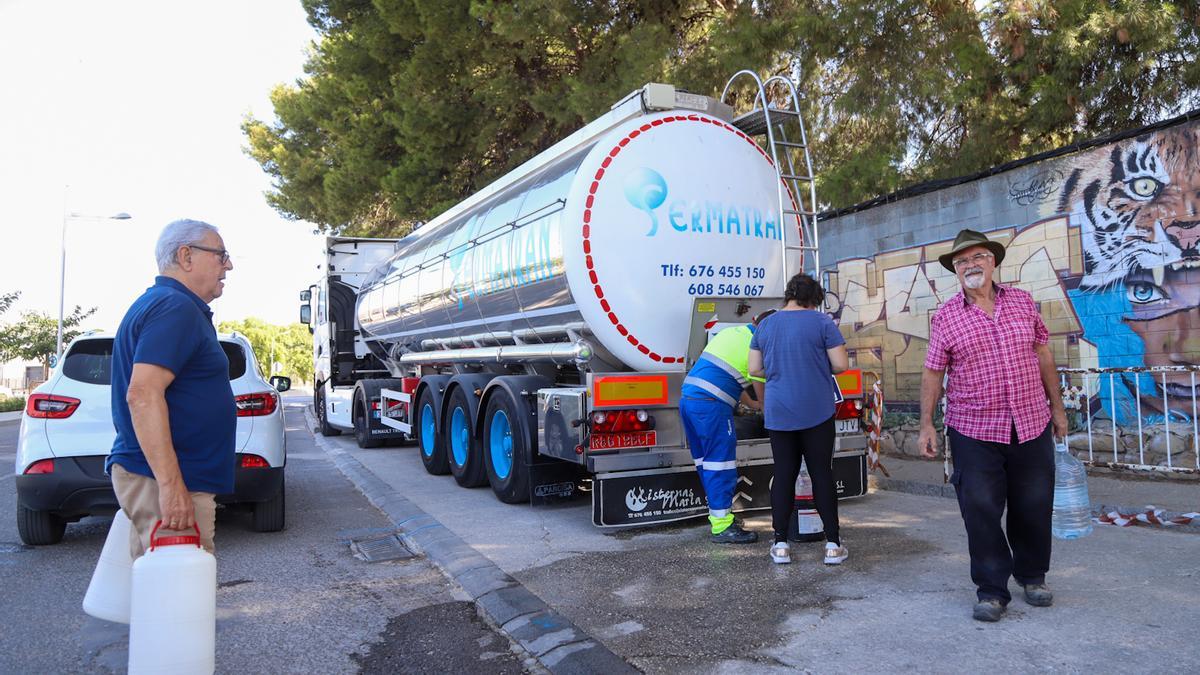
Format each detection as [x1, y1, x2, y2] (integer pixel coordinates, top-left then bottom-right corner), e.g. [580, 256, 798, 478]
[1058, 365, 1200, 475]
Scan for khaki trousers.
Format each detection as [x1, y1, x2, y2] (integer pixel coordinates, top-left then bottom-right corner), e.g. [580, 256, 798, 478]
[111, 464, 216, 560]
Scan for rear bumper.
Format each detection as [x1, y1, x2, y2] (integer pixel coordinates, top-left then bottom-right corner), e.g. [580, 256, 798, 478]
[15, 455, 119, 519]
[217, 465, 285, 504]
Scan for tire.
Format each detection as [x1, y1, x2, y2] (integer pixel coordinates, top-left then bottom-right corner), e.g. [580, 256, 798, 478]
[353, 388, 383, 448]
[251, 478, 286, 532]
[416, 385, 450, 475]
[481, 388, 533, 504]
[17, 503, 66, 546]
[315, 386, 341, 437]
[444, 387, 488, 487]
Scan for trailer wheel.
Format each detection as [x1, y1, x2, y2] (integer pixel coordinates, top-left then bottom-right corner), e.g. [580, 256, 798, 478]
[415, 386, 449, 475]
[315, 386, 341, 437]
[444, 386, 487, 487]
[353, 389, 383, 448]
[482, 389, 532, 504]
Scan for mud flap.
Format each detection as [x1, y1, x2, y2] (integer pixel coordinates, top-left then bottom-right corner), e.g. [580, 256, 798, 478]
[833, 452, 868, 499]
[528, 460, 584, 506]
[592, 461, 773, 528]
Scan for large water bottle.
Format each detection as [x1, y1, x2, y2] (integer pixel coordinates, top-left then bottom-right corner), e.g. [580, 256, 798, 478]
[789, 458, 823, 542]
[1052, 439, 1093, 539]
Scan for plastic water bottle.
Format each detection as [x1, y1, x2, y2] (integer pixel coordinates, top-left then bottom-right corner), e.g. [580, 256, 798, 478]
[789, 459, 823, 542]
[82, 510, 134, 623]
[129, 522, 216, 674]
[1052, 439, 1093, 540]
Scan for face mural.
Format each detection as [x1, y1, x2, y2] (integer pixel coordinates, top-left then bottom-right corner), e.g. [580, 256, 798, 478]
[825, 120, 1200, 426]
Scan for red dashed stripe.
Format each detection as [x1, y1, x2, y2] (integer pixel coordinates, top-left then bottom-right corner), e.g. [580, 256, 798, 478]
[582, 113, 775, 364]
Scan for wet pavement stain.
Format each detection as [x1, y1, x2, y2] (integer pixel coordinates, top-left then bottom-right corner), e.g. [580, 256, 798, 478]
[353, 601, 530, 674]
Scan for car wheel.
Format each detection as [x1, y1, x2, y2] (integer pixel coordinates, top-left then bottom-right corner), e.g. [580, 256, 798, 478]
[251, 478, 286, 532]
[444, 387, 487, 488]
[316, 386, 341, 437]
[17, 503, 66, 546]
[353, 389, 383, 449]
[415, 385, 449, 475]
[482, 389, 532, 504]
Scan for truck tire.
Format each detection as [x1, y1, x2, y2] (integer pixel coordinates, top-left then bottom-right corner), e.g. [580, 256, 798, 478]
[251, 477, 286, 532]
[353, 387, 383, 448]
[444, 386, 487, 487]
[315, 386, 341, 437]
[17, 504, 66, 546]
[481, 387, 534, 504]
[416, 385, 450, 474]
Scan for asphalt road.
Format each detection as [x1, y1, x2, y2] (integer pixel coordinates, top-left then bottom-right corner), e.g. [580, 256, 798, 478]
[0, 400, 529, 674]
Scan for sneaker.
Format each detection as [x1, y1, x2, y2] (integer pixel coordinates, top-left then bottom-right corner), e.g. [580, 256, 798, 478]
[710, 522, 758, 544]
[823, 542, 849, 565]
[1022, 583, 1054, 607]
[770, 542, 792, 564]
[972, 598, 1006, 622]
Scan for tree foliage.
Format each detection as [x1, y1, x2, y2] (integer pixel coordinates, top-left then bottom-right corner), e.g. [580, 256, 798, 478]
[0, 291, 18, 316]
[0, 306, 98, 379]
[218, 318, 314, 386]
[245, 0, 1200, 231]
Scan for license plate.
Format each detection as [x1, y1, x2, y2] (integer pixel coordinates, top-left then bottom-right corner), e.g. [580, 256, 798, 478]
[590, 431, 657, 450]
[834, 418, 859, 434]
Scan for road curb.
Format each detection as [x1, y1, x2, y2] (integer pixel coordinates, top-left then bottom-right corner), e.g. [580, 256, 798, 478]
[304, 408, 637, 675]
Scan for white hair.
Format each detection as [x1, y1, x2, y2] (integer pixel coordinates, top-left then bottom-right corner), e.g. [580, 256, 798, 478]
[155, 219, 219, 272]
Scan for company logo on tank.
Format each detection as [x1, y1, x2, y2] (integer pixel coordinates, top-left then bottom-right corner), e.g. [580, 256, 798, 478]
[445, 216, 559, 309]
[623, 167, 782, 240]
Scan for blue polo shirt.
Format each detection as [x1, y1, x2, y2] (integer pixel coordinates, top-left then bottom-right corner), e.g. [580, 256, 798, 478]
[107, 276, 236, 494]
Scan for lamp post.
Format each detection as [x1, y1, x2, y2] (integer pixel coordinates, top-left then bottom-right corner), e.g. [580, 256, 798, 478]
[57, 210, 132, 360]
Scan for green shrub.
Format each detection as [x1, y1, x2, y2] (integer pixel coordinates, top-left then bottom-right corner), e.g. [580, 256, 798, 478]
[0, 396, 25, 413]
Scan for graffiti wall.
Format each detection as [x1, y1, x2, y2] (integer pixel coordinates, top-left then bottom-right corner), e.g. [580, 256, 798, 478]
[820, 118, 1200, 428]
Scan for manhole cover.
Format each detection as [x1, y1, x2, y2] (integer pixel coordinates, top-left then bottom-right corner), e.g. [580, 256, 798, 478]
[350, 534, 415, 562]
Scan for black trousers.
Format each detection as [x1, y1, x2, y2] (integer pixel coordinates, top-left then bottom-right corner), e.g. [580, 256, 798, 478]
[948, 423, 1054, 604]
[768, 417, 839, 545]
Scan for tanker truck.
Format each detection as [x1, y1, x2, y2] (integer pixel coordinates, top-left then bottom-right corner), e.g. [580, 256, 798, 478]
[302, 78, 871, 527]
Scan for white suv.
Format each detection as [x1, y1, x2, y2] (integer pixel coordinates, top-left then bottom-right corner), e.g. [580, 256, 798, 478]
[14, 332, 289, 545]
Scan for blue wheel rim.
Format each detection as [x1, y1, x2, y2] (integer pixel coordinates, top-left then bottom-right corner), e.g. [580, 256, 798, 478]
[420, 403, 436, 457]
[489, 410, 513, 480]
[450, 406, 469, 466]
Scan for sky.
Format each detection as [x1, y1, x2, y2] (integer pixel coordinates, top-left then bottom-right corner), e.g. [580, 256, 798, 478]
[0, 1, 327, 342]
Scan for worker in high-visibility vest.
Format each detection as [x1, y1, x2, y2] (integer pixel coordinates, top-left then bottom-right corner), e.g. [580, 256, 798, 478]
[680, 310, 773, 543]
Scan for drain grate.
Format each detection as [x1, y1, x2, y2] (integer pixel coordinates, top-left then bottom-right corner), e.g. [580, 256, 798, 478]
[350, 533, 416, 562]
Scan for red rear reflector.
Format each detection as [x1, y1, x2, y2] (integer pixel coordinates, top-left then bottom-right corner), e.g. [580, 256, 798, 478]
[235, 391, 278, 417]
[239, 454, 270, 468]
[835, 399, 863, 420]
[834, 369, 863, 396]
[26, 393, 81, 419]
[24, 459, 55, 475]
[589, 409, 655, 433]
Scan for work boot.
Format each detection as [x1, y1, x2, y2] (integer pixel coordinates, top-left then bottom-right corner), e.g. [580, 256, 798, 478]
[1022, 583, 1054, 607]
[710, 522, 758, 544]
[972, 599, 1006, 622]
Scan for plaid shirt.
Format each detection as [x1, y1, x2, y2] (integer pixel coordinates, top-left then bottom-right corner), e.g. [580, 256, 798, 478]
[924, 284, 1050, 444]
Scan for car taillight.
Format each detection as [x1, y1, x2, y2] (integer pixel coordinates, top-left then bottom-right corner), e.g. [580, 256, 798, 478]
[590, 409, 655, 433]
[26, 394, 81, 419]
[239, 454, 270, 468]
[835, 399, 863, 420]
[23, 459, 55, 475]
[235, 391, 278, 417]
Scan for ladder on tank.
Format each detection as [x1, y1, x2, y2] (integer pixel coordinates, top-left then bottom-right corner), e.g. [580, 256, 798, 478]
[721, 71, 820, 283]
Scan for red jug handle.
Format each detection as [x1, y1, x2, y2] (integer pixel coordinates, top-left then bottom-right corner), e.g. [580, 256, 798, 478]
[149, 520, 202, 551]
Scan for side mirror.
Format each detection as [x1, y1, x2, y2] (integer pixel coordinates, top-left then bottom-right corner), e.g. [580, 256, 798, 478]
[300, 305, 311, 325]
[300, 290, 312, 301]
[270, 375, 291, 393]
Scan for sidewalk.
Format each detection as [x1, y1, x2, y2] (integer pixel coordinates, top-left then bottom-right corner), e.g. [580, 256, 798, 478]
[870, 454, 1200, 532]
[0, 410, 21, 426]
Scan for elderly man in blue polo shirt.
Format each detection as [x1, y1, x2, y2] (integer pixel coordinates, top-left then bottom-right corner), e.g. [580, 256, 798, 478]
[107, 219, 236, 558]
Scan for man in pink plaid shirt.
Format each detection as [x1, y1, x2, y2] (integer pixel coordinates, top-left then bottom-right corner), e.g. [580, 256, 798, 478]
[917, 229, 1068, 623]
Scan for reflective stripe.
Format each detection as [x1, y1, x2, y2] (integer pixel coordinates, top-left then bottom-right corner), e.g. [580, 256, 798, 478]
[709, 508, 731, 518]
[699, 353, 747, 386]
[702, 460, 738, 471]
[693, 457, 704, 467]
[683, 377, 737, 407]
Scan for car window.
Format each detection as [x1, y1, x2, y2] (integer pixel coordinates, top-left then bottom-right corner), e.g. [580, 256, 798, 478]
[62, 339, 114, 385]
[221, 342, 248, 380]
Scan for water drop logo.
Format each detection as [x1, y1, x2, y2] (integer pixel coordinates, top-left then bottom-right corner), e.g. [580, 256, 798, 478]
[623, 168, 668, 236]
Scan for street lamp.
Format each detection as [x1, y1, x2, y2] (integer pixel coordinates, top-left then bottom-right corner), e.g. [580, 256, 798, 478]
[57, 210, 132, 360]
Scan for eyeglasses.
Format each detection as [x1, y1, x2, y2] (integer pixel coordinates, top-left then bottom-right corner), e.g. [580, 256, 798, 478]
[189, 244, 231, 265]
[951, 252, 993, 268]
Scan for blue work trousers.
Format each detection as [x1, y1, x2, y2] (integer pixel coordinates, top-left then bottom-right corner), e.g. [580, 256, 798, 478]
[680, 396, 738, 515]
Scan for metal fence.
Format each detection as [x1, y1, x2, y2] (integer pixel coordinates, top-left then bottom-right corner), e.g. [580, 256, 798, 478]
[1058, 365, 1200, 475]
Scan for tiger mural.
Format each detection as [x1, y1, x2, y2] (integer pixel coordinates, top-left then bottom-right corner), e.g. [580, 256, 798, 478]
[1061, 124, 1200, 422]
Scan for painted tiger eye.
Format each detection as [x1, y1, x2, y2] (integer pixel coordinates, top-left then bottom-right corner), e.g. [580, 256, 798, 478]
[1130, 177, 1160, 197]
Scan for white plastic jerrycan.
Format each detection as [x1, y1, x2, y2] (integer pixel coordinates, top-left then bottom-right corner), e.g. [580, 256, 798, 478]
[82, 510, 134, 623]
[128, 521, 216, 675]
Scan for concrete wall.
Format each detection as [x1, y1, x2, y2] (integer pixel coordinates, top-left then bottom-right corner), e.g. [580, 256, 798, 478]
[819, 118, 1200, 426]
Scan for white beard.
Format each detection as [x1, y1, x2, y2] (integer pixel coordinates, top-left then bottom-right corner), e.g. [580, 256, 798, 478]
[963, 272, 985, 289]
